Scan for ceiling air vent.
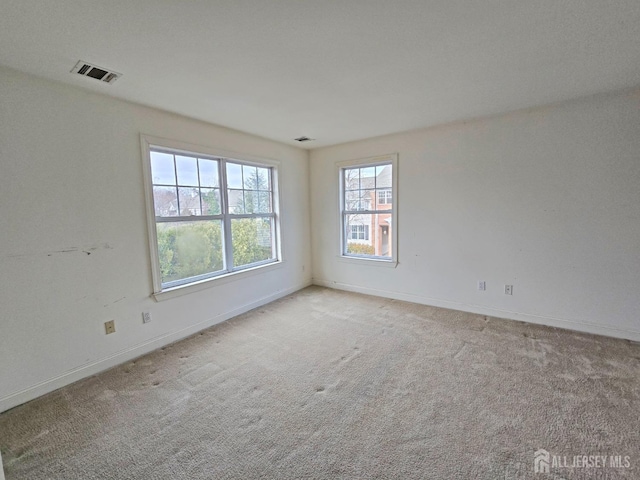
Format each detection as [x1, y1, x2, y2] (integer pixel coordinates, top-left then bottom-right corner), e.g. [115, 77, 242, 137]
[71, 60, 121, 84]
[294, 136, 315, 143]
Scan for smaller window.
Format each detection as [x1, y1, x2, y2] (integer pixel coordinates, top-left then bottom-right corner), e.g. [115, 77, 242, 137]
[339, 154, 397, 262]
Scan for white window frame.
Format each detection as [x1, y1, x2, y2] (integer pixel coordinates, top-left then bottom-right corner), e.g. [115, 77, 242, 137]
[337, 154, 398, 266]
[141, 135, 283, 301]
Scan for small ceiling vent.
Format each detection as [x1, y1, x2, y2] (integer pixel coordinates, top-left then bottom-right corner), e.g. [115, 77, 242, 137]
[71, 60, 121, 84]
[294, 136, 315, 143]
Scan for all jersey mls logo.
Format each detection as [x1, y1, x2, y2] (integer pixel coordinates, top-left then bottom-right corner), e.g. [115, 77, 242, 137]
[534, 448, 632, 475]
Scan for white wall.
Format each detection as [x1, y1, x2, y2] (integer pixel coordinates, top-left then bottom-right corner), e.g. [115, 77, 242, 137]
[310, 89, 640, 341]
[0, 67, 311, 412]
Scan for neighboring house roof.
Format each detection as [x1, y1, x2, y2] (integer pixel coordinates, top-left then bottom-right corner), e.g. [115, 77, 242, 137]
[348, 165, 391, 190]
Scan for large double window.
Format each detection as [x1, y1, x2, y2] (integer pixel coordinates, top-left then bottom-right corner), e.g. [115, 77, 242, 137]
[339, 154, 397, 262]
[142, 137, 279, 295]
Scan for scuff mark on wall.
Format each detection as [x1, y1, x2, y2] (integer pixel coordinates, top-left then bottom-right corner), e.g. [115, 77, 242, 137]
[103, 297, 126, 307]
[6, 243, 114, 258]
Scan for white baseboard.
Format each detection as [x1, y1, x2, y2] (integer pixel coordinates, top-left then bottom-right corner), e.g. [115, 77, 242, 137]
[312, 278, 640, 343]
[0, 281, 311, 414]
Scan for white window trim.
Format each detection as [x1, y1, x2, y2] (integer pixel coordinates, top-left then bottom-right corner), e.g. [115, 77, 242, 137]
[336, 153, 398, 267]
[140, 134, 283, 301]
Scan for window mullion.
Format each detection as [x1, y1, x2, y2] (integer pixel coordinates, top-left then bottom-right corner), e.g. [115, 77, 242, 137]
[156, 215, 224, 222]
[343, 209, 393, 215]
[173, 154, 180, 215]
[270, 167, 278, 260]
[220, 159, 234, 271]
[344, 210, 380, 215]
[228, 213, 275, 220]
[196, 158, 203, 215]
[342, 212, 348, 255]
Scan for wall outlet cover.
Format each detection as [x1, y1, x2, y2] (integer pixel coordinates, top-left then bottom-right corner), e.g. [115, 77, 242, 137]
[104, 320, 116, 334]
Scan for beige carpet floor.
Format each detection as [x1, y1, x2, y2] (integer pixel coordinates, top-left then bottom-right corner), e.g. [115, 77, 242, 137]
[1, 286, 639, 479]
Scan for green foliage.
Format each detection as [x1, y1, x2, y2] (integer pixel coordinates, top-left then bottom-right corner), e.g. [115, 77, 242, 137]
[156, 218, 273, 284]
[230, 168, 272, 266]
[232, 218, 272, 267]
[202, 189, 220, 214]
[156, 168, 273, 285]
[245, 169, 270, 190]
[346, 243, 375, 255]
[234, 169, 270, 214]
[157, 221, 223, 284]
[157, 227, 176, 279]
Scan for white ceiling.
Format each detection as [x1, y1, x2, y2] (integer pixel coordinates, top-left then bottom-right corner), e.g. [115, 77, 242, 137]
[2, 1, 640, 149]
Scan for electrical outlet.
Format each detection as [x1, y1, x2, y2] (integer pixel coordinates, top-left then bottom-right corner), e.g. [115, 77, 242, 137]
[104, 320, 116, 334]
[477, 281, 486, 291]
[505, 285, 513, 295]
[142, 312, 152, 324]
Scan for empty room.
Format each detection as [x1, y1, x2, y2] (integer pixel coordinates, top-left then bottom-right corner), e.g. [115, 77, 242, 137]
[1, 1, 639, 479]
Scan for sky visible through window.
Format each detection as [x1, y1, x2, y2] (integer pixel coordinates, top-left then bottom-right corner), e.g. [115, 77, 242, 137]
[151, 152, 242, 188]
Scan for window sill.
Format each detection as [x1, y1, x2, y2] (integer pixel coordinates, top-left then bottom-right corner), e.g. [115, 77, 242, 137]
[337, 255, 398, 268]
[152, 260, 285, 302]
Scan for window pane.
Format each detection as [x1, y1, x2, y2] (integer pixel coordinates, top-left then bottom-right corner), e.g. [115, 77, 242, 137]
[243, 165, 258, 189]
[344, 213, 392, 258]
[232, 218, 274, 268]
[344, 167, 360, 190]
[256, 167, 271, 190]
[361, 189, 374, 210]
[178, 187, 201, 216]
[199, 159, 219, 187]
[360, 167, 376, 189]
[153, 186, 178, 217]
[150, 152, 175, 185]
[375, 164, 392, 188]
[226, 163, 243, 189]
[156, 221, 224, 286]
[345, 190, 360, 211]
[244, 190, 259, 214]
[257, 191, 271, 213]
[175, 155, 199, 186]
[201, 188, 221, 215]
[228, 189, 245, 214]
